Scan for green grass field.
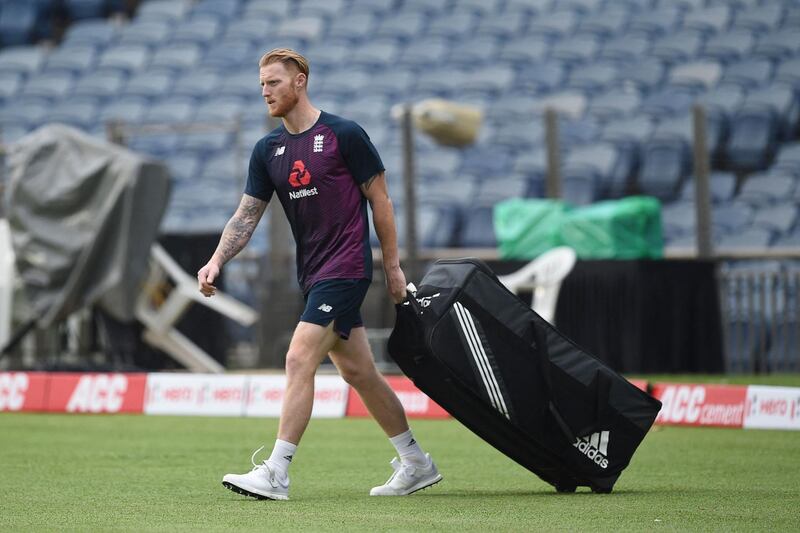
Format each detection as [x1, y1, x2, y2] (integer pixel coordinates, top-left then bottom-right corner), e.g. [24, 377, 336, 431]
[2, 410, 799, 532]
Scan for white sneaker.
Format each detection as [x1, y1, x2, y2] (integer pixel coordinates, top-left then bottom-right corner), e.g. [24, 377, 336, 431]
[222, 447, 289, 500]
[369, 454, 442, 496]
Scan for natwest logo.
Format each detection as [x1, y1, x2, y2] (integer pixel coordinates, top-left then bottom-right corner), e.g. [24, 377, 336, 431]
[288, 159, 312, 187]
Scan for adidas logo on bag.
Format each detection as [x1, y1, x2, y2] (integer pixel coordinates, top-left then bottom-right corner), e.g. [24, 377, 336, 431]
[573, 430, 610, 469]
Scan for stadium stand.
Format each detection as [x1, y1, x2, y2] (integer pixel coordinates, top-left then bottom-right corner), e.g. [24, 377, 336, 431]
[0, 0, 798, 253]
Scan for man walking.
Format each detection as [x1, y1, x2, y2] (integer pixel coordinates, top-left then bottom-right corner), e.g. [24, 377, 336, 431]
[197, 49, 441, 500]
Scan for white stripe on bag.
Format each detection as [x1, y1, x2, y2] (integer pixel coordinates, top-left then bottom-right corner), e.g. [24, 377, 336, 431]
[454, 302, 510, 419]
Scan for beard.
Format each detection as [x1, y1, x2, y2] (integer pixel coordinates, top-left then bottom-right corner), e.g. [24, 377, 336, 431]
[267, 91, 301, 117]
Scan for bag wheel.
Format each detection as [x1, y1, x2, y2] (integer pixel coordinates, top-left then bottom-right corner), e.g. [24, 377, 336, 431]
[555, 484, 577, 493]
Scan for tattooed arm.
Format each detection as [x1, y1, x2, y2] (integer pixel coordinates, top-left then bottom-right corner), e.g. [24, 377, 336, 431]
[197, 194, 268, 297]
[360, 172, 407, 304]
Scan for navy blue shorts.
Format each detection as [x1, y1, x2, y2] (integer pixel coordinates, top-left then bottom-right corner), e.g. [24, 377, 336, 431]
[300, 278, 371, 339]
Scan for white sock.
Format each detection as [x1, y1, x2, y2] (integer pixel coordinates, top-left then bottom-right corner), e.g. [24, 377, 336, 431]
[389, 429, 428, 466]
[267, 439, 297, 476]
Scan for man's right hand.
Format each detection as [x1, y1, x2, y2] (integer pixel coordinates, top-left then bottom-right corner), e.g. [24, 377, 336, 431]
[197, 261, 220, 297]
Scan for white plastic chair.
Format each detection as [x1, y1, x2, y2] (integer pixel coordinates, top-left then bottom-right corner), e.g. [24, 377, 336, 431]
[498, 246, 577, 325]
[0, 219, 15, 349]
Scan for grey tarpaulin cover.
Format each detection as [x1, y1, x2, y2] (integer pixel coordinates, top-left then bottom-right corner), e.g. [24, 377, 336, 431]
[5, 124, 170, 326]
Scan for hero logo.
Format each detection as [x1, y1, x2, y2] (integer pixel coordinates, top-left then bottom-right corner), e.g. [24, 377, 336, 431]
[288, 160, 318, 200]
[67, 374, 128, 413]
[0, 373, 28, 411]
[573, 430, 610, 469]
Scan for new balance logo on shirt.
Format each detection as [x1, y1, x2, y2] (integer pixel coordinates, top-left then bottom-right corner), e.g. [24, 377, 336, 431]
[275, 146, 286, 156]
[317, 304, 333, 312]
[573, 430, 610, 469]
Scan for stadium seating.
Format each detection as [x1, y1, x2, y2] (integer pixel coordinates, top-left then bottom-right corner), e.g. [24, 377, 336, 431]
[0, 0, 798, 255]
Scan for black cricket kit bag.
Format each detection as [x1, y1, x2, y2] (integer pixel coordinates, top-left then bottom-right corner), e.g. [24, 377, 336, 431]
[387, 258, 661, 493]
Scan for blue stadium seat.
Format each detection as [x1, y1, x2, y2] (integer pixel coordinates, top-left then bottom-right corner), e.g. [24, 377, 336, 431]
[49, 98, 101, 130]
[0, 46, 46, 76]
[148, 43, 203, 73]
[452, 0, 504, 16]
[61, 19, 118, 48]
[199, 152, 238, 183]
[549, 34, 600, 66]
[725, 106, 781, 170]
[475, 12, 528, 38]
[241, 0, 290, 19]
[98, 96, 149, 124]
[171, 69, 222, 99]
[563, 142, 632, 198]
[0, 96, 50, 129]
[223, 17, 279, 46]
[752, 202, 798, 235]
[165, 151, 204, 182]
[669, 60, 723, 90]
[345, 0, 393, 17]
[489, 121, 544, 152]
[123, 70, 175, 100]
[650, 29, 704, 64]
[203, 40, 257, 71]
[628, 6, 682, 38]
[0, 3, 37, 47]
[661, 200, 696, 238]
[361, 68, 415, 99]
[473, 176, 534, 204]
[679, 171, 737, 204]
[717, 228, 773, 249]
[72, 69, 128, 100]
[637, 138, 691, 200]
[577, 7, 629, 38]
[305, 41, 350, 71]
[504, 0, 554, 17]
[337, 95, 390, 125]
[44, 45, 98, 75]
[136, 0, 193, 22]
[702, 30, 756, 64]
[513, 61, 567, 94]
[169, 15, 224, 45]
[416, 151, 461, 180]
[586, 88, 642, 121]
[325, 12, 375, 43]
[141, 96, 197, 123]
[713, 201, 755, 234]
[179, 129, 234, 152]
[696, 84, 745, 121]
[316, 69, 371, 99]
[512, 148, 549, 181]
[415, 66, 468, 97]
[600, 115, 654, 166]
[449, 36, 501, 66]
[426, 11, 476, 39]
[218, 70, 260, 99]
[720, 57, 774, 88]
[597, 33, 651, 63]
[350, 40, 400, 69]
[23, 71, 75, 100]
[529, 90, 588, 119]
[738, 172, 796, 206]
[397, 37, 450, 68]
[0, 71, 22, 102]
[752, 27, 800, 61]
[272, 16, 324, 43]
[681, 5, 732, 35]
[775, 57, 800, 91]
[117, 19, 171, 47]
[560, 0, 605, 14]
[97, 45, 151, 74]
[296, 0, 347, 19]
[639, 86, 696, 119]
[733, 2, 783, 34]
[743, 83, 800, 139]
[565, 61, 619, 94]
[462, 66, 515, 99]
[652, 113, 725, 155]
[64, 0, 109, 20]
[498, 37, 550, 66]
[417, 176, 479, 209]
[772, 143, 800, 176]
[190, 0, 242, 21]
[618, 59, 666, 91]
[374, 12, 425, 41]
[528, 10, 579, 40]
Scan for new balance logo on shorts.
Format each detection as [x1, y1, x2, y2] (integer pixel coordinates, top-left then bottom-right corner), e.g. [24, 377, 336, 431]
[573, 430, 610, 469]
[317, 304, 333, 312]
